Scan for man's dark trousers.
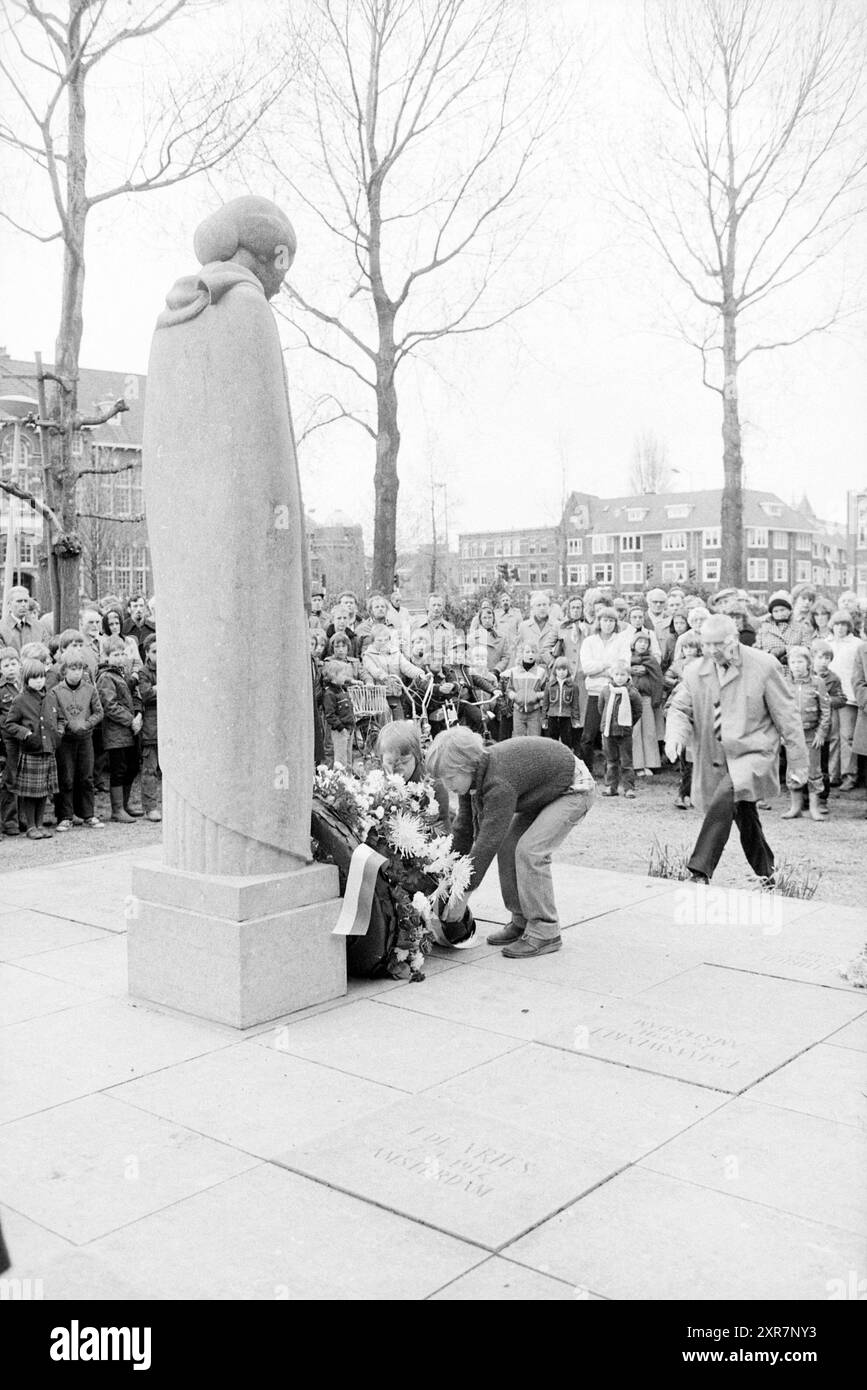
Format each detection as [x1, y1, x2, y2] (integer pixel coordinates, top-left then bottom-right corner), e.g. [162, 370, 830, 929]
[687, 772, 774, 881]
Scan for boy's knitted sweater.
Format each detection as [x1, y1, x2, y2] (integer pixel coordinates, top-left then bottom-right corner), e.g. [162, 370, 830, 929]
[787, 673, 830, 739]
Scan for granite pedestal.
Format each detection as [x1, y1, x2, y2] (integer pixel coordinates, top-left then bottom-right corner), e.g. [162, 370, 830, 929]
[128, 861, 345, 1029]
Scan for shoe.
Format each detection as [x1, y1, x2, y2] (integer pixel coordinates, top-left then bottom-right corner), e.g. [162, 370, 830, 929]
[781, 789, 804, 819]
[123, 791, 144, 818]
[25, 826, 41, 840]
[486, 923, 525, 945]
[501, 936, 562, 958]
[55, 819, 73, 832]
[72, 815, 84, 826]
[758, 872, 777, 891]
[601, 786, 618, 797]
[674, 795, 687, 809]
[689, 871, 709, 884]
[840, 777, 857, 792]
[146, 809, 162, 822]
[110, 788, 135, 823]
[37, 827, 53, 839]
[84, 816, 104, 828]
[3, 825, 20, 836]
[808, 791, 827, 822]
[624, 789, 636, 799]
[757, 800, 772, 810]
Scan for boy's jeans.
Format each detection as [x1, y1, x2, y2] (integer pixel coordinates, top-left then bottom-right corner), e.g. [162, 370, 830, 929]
[331, 728, 353, 767]
[497, 787, 594, 942]
[788, 740, 823, 794]
[512, 708, 542, 737]
[603, 733, 634, 791]
[141, 743, 162, 813]
[57, 734, 95, 822]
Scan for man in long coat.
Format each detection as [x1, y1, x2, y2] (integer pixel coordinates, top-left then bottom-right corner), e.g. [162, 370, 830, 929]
[665, 615, 808, 884]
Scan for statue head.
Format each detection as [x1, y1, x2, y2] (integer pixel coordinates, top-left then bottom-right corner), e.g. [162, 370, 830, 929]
[193, 196, 296, 300]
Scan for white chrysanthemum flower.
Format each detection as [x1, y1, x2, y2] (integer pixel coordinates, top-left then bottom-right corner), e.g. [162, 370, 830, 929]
[411, 891, 432, 924]
[444, 855, 474, 906]
[410, 952, 426, 972]
[388, 810, 428, 858]
[393, 948, 409, 963]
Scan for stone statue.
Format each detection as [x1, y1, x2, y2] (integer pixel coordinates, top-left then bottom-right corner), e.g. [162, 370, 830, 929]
[143, 195, 313, 876]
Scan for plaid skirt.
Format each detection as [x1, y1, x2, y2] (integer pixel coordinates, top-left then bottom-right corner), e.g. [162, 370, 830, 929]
[14, 751, 59, 798]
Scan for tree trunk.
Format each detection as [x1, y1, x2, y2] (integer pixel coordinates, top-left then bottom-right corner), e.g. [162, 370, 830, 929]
[720, 302, 744, 587]
[372, 356, 400, 594]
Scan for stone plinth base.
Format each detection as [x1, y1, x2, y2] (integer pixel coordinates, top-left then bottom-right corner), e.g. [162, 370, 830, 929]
[128, 861, 345, 1029]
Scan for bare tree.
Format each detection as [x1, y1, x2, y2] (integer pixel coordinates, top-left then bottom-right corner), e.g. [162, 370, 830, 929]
[629, 429, 672, 494]
[266, 0, 574, 592]
[620, 0, 867, 584]
[0, 0, 286, 625]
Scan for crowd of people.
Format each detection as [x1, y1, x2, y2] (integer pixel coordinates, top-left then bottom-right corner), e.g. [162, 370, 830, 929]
[309, 579, 867, 824]
[0, 587, 159, 842]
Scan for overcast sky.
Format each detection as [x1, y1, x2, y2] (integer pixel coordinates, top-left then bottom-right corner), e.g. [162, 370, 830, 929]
[1, 0, 865, 546]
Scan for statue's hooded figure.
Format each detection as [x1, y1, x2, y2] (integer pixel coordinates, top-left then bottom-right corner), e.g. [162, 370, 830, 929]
[143, 196, 313, 875]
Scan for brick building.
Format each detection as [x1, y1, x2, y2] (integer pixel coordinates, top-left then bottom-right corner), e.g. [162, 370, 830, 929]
[846, 488, 867, 600]
[459, 487, 845, 605]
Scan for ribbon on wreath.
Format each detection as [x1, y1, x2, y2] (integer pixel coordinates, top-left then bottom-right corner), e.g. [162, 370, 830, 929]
[332, 844, 388, 937]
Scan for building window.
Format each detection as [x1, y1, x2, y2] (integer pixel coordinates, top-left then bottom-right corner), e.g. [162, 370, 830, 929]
[703, 558, 720, 583]
[620, 561, 644, 585]
[796, 560, 811, 582]
[540, 570, 549, 584]
[591, 534, 612, 554]
[19, 533, 36, 566]
[567, 563, 588, 586]
[662, 531, 687, 550]
[747, 528, 768, 548]
[773, 559, 789, 582]
[760, 502, 783, 517]
[666, 504, 691, 519]
[795, 533, 811, 550]
[661, 559, 688, 582]
[626, 508, 647, 521]
[619, 534, 643, 552]
[567, 536, 583, 555]
[702, 528, 721, 549]
[747, 557, 768, 581]
[494, 539, 503, 556]
[528, 569, 538, 584]
[592, 563, 614, 584]
[772, 530, 788, 549]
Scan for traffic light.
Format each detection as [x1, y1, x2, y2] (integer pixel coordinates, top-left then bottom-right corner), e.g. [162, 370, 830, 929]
[510, 566, 519, 581]
[498, 563, 509, 580]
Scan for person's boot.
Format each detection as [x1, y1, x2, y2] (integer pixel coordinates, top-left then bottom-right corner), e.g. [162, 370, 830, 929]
[122, 785, 144, 818]
[808, 791, 827, 822]
[781, 789, 804, 819]
[110, 787, 135, 823]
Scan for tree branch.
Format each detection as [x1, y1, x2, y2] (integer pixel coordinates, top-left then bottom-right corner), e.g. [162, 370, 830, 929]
[76, 399, 128, 428]
[0, 477, 62, 534]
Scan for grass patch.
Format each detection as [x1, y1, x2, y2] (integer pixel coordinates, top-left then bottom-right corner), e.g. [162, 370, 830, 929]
[647, 837, 692, 881]
[768, 856, 823, 900]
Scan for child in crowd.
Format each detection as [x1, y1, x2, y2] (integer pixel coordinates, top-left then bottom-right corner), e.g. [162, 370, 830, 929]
[49, 629, 97, 687]
[362, 623, 425, 721]
[543, 654, 580, 747]
[138, 635, 161, 822]
[310, 630, 327, 766]
[96, 639, 143, 822]
[0, 647, 21, 836]
[322, 659, 356, 767]
[52, 652, 104, 831]
[3, 658, 61, 839]
[598, 660, 643, 798]
[503, 642, 547, 737]
[630, 631, 663, 777]
[812, 639, 845, 806]
[327, 631, 361, 681]
[782, 646, 830, 821]
[422, 652, 464, 739]
[664, 632, 702, 809]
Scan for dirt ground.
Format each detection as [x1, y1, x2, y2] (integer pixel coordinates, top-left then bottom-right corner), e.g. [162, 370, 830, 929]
[557, 763, 867, 908]
[0, 789, 162, 873]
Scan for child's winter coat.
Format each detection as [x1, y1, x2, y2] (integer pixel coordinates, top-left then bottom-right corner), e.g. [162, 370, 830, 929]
[503, 662, 547, 713]
[597, 681, 643, 738]
[544, 669, 580, 720]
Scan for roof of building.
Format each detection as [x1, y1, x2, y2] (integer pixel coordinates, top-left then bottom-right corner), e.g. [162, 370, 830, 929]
[0, 356, 146, 451]
[567, 487, 818, 535]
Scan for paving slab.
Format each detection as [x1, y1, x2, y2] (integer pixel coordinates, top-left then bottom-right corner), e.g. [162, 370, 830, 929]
[378, 965, 604, 1043]
[642, 1098, 867, 1236]
[468, 865, 675, 929]
[252, 998, 523, 1091]
[0, 963, 101, 1026]
[278, 1095, 623, 1249]
[0, 1203, 74, 1281]
[0, 997, 234, 1123]
[89, 1163, 483, 1300]
[536, 967, 867, 1092]
[827, 1014, 867, 1053]
[428, 1043, 725, 1157]
[0, 911, 109, 962]
[14, 935, 130, 997]
[747, 1044, 867, 1128]
[11, 1249, 150, 1300]
[0, 1094, 256, 1243]
[470, 930, 700, 999]
[107, 1041, 404, 1159]
[699, 920, 867, 993]
[430, 1255, 592, 1301]
[505, 1166, 867, 1300]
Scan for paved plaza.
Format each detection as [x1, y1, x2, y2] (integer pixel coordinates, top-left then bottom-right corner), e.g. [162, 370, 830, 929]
[1, 844, 865, 1301]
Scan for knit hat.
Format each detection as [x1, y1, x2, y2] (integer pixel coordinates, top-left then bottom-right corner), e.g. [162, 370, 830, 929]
[768, 590, 793, 613]
[830, 610, 853, 631]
